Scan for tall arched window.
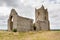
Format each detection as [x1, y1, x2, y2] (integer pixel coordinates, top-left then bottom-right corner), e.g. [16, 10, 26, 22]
[38, 12, 40, 16]
[44, 13, 46, 20]
[10, 16, 13, 22]
[10, 16, 13, 30]
[45, 16, 46, 20]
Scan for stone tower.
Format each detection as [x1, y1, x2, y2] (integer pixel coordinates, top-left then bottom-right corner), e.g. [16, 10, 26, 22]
[35, 5, 50, 31]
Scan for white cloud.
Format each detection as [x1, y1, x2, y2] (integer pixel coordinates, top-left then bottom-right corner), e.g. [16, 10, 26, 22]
[0, 6, 11, 16]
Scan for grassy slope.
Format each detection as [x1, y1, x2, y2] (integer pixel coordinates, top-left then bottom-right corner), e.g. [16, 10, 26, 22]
[0, 31, 60, 40]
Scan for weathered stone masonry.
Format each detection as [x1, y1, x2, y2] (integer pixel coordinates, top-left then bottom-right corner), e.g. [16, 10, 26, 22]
[8, 5, 50, 32]
[35, 5, 50, 31]
[8, 9, 33, 32]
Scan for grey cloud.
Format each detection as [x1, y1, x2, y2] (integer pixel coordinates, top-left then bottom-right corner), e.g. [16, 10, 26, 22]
[0, 0, 34, 17]
[17, 5, 34, 19]
[0, 15, 8, 26]
[0, 0, 4, 6]
[49, 0, 56, 2]
[48, 0, 60, 4]
[0, 0, 20, 7]
[0, 15, 8, 28]
[0, 15, 8, 20]
[5, 0, 19, 7]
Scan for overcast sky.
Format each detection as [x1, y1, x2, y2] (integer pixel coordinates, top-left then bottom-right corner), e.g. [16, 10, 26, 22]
[0, 0, 60, 30]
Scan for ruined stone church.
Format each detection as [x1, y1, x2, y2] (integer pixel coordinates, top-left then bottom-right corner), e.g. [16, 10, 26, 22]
[8, 5, 50, 32]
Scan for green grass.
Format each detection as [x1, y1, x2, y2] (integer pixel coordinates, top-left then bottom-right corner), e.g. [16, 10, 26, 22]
[0, 31, 60, 40]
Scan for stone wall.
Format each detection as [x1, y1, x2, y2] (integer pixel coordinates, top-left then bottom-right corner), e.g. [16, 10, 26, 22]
[17, 16, 33, 32]
[8, 9, 33, 32]
[8, 9, 18, 31]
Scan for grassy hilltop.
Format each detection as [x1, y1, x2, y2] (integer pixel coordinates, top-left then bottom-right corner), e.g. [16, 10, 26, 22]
[0, 31, 60, 40]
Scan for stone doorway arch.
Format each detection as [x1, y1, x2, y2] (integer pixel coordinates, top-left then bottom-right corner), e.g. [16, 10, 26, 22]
[34, 26, 36, 31]
[9, 16, 13, 30]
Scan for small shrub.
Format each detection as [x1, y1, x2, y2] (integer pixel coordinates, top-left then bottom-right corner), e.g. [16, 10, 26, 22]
[13, 29, 17, 32]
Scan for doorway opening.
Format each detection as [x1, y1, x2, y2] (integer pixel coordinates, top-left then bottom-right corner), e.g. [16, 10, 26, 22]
[34, 26, 36, 31]
[10, 16, 13, 30]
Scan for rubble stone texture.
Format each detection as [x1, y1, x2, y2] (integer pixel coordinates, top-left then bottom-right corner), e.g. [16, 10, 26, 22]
[8, 5, 50, 32]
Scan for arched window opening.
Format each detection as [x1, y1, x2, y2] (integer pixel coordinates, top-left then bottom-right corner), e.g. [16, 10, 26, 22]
[10, 16, 13, 22]
[44, 13, 46, 20]
[10, 16, 13, 30]
[38, 12, 40, 16]
[45, 16, 46, 20]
